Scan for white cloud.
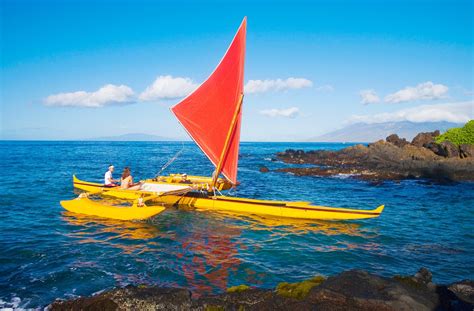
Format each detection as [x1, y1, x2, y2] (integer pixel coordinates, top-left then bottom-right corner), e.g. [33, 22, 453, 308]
[464, 90, 473, 96]
[260, 107, 300, 118]
[359, 89, 380, 105]
[384, 81, 448, 103]
[315, 84, 334, 92]
[245, 78, 313, 94]
[349, 101, 473, 124]
[44, 84, 135, 108]
[139, 75, 198, 101]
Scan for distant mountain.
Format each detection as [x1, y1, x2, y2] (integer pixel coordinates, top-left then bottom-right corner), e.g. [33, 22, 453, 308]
[308, 121, 460, 143]
[88, 133, 182, 141]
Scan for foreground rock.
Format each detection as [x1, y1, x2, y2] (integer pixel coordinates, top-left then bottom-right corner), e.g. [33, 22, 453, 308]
[50, 268, 472, 311]
[276, 131, 474, 182]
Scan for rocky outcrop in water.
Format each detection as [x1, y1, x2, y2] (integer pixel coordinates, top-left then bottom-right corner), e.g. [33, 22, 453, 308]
[276, 131, 474, 182]
[386, 133, 409, 148]
[49, 268, 473, 311]
[411, 130, 440, 147]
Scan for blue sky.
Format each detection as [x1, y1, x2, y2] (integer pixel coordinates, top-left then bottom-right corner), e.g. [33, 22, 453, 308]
[1, 0, 472, 141]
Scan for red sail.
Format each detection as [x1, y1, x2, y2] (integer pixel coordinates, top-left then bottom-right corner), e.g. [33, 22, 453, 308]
[171, 18, 246, 184]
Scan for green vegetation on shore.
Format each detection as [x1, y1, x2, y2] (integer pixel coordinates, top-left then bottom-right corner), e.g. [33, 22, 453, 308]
[276, 275, 326, 299]
[227, 285, 251, 293]
[435, 120, 474, 146]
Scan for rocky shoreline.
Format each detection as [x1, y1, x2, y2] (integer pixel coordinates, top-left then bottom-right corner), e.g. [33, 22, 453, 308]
[49, 268, 473, 310]
[275, 130, 474, 182]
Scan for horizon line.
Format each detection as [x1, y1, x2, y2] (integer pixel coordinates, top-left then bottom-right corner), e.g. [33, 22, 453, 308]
[0, 139, 368, 144]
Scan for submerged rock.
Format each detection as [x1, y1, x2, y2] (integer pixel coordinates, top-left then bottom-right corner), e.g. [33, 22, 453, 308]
[259, 166, 270, 173]
[49, 268, 473, 311]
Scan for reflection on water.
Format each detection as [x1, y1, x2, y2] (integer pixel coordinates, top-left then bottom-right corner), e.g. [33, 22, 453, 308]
[60, 208, 380, 295]
[180, 225, 242, 294]
[203, 210, 377, 238]
[62, 212, 164, 255]
[62, 211, 161, 240]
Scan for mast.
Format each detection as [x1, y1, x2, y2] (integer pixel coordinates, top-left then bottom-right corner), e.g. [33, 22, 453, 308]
[211, 93, 244, 188]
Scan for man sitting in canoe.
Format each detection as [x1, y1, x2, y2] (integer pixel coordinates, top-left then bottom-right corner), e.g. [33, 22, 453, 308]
[104, 165, 119, 187]
[120, 167, 142, 190]
[179, 173, 192, 184]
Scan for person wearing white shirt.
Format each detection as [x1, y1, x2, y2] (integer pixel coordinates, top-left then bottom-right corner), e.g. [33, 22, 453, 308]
[104, 165, 118, 187]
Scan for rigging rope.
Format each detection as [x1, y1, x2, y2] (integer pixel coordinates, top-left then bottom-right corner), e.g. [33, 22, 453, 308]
[155, 144, 185, 178]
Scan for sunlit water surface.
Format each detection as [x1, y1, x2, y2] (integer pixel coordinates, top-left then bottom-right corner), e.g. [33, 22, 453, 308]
[0, 141, 473, 308]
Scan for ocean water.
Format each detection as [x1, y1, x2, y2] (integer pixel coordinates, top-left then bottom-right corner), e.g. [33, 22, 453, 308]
[0, 141, 473, 309]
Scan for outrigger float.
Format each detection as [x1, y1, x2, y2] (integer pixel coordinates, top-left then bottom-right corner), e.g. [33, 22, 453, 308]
[61, 17, 384, 221]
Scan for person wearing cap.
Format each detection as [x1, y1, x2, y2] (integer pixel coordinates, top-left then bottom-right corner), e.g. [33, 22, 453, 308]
[104, 165, 118, 187]
[179, 173, 192, 184]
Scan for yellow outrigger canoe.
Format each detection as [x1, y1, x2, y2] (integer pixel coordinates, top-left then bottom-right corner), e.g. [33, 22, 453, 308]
[65, 176, 385, 221]
[60, 18, 385, 222]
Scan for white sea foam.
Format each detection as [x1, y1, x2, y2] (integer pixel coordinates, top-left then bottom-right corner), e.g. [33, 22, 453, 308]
[334, 173, 359, 179]
[0, 296, 37, 311]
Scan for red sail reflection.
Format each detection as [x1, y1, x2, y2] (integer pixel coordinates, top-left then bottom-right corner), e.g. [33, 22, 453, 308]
[179, 225, 243, 295]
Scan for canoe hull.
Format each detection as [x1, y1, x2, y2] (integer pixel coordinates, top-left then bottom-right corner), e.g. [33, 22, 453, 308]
[60, 197, 166, 220]
[174, 194, 384, 220]
[72, 176, 384, 220]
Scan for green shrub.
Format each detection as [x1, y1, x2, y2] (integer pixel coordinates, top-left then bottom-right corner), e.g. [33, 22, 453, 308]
[435, 120, 474, 146]
[226, 285, 250, 293]
[276, 275, 325, 299]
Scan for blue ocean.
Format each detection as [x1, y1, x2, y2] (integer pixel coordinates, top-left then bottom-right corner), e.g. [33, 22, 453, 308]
[0, 141, 473, 309]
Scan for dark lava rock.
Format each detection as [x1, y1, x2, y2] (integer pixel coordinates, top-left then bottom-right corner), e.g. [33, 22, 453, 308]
[412, 130, 440, 147]
[440, 141, 460, 158]
[276, 133, 474, 182]
[448, 280, 474, 305]
[386, 134, 409, 148]
[259, 166, 270, 173]
[426, 141, 462, 158]
[459, 144, 474, 158]
[309, 269, 439, 310]
[425, 142, 445, 156]
[50, 286, 192, 311]
[49, 268, 473, 311]
[415, 267, 436, 288]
